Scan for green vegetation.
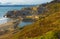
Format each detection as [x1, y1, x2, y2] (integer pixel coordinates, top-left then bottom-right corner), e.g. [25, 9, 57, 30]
[25, 30, 60, 39]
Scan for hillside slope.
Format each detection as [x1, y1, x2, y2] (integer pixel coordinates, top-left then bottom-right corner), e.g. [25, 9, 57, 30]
[2, 0, 60, 39]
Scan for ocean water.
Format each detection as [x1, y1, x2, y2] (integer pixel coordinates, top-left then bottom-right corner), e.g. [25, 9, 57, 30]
[0, 7, 23, 17]
[0, 7, 32, 26]
[0, 7, 23, 24]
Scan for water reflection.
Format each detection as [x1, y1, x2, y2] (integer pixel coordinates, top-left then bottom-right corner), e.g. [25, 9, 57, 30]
[19, 21, 32, 27]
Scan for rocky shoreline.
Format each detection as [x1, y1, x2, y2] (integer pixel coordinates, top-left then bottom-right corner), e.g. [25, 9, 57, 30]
[0, 3, 47, 35]
[0, 0, 55, 36]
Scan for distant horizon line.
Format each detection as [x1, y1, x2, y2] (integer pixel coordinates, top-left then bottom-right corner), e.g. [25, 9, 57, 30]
[0, 5, 37, 7]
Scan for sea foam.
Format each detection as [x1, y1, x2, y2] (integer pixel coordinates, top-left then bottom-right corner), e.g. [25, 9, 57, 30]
[0, 17, 8, 24]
